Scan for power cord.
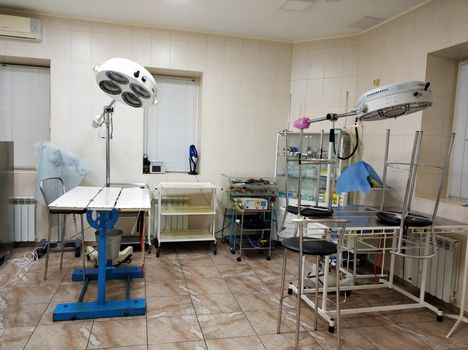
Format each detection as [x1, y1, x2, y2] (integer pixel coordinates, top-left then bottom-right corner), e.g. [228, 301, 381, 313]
[0, 248, 40, 289]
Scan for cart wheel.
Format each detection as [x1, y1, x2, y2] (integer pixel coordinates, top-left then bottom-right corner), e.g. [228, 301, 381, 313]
[436, 315, 443, 322]
[221, 238, 226, 243]
[156, 247, 161, 258]
[230, 248, 235, 255]
[236, 257, 241, 262]
[266, 256, 271, 261]
[148, 247, 152, 254]
[287, 287, 293, 295]
[74, 247, 81, 258]
[213, 246, 217, 255]
[328, 325, 335, 333]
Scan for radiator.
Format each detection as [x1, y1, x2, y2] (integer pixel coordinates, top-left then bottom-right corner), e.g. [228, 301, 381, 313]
[405, 235, 460, 303]
[161, 196, 189, 231]
[9, 197, 36, 242]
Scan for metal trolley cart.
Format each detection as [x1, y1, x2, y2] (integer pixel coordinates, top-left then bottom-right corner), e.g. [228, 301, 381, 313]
[220, 175, 278, 261]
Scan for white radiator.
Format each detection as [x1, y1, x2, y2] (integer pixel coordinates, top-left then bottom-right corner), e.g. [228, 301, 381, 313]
[10, 197, 36, 242]
[405, 235, 460, 303]
[161, 196, 189, 231]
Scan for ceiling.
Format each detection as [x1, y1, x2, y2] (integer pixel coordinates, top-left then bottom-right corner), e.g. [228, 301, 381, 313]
[0, 0, 429, 42]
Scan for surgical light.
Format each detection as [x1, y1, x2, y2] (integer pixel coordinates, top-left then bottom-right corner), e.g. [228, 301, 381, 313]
[94, 57, 157, 107]
[92, 58, 158, 187]
[355, 81, 432, 121]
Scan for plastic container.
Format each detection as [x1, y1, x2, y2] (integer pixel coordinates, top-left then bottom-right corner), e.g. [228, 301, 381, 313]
[95, 228, 123, 260]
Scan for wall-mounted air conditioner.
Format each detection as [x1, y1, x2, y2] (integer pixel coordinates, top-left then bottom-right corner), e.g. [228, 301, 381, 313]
[0, 14, 42, 41]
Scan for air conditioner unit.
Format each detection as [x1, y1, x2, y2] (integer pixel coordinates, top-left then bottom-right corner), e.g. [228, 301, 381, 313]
[0, 14, 42, 41]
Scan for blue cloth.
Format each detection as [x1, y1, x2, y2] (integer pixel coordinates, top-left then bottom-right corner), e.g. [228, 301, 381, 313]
[34, 141, 93, 205]
[336, 161, 382, 194]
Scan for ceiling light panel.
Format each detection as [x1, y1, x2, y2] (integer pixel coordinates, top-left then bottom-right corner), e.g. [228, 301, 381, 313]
[278, 0, 317, 12]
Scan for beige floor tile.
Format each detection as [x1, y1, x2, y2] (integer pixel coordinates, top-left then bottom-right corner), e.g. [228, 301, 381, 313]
[0, 327, 35, 350]
[52, 282, 97, 303]
[17, 269, 66, 287]
[198, 312, 256, 339]
[233, 290, 279, 312]
[182, 264, 221, 278]
[186, 277, 230, 295]
[260, 332, 322, 350]
[147, 315, 203, 344]
[216, 264, 256, 278]
[178, 254, 214, 266]
[4, 284, 57, 305]
[0, 301, 47, 328]
[245, 309, 304, 336]
[24, 321, 92, 350]
[308, 328, 378, 350]
[88, 318, 147, 348]
[145, 256, 180, 270]
[101, 346, 147, 350]
[247, 259, 284, 279]
[223, 276, 269, 294]
[400, 320, 468, 349]
[147, 295, 195, 317]
[146, 280, 189, 297]
[191, 293, 241, 314]
[145, 265, 184, 281]
[206, 335, 265, 350]
[382, 309, 436, 324]
[149, 341, 207, 349]
[358, 324, 436, 350]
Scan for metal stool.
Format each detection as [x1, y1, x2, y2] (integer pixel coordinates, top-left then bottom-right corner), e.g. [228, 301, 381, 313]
[277, 218, 347, 350]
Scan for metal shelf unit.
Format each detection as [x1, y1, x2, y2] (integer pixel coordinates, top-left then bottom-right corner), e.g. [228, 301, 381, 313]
[155, 182, 217, 257]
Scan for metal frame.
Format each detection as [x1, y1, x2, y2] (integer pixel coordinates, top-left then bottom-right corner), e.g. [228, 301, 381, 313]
[379, 129, 456, 259]
[40, 177, 84, 281]
[53, 209, 146, 321]
[283, 212, 468, 331]
[277, 218, 347, 349]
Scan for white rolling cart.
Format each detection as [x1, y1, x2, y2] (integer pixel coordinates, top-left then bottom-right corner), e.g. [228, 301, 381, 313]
[155, 182, 217, 257]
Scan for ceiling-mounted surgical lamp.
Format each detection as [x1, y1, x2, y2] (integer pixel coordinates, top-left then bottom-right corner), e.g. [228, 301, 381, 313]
[92, 58, 157, 187]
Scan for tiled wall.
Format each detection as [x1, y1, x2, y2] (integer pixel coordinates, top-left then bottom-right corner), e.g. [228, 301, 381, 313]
[0, 14, 292, 239]
[0, 14, 292, 192]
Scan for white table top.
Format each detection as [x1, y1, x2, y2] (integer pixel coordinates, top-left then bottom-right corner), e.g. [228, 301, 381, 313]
[49, 186, 151, 212]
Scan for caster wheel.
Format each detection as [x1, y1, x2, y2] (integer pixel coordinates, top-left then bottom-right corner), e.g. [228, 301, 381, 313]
[213, 248, 217, 255]
[148, 247, 152, 254]
[86, 255, 90, 261]
[287, 288, 293, 295]
[236, 257, 241, 262]
[436, 315, 443, 322]
[156, 248, 161, 258]
[221, 238, 226, 243]
[266, 256, 271, 261]
[74, 247, 81, 258]
[230, 249, 236, 255]
[328, 325, 335, 333]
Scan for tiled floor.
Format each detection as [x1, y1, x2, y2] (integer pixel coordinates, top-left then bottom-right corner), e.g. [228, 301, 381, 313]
[1, 242, 468, 350]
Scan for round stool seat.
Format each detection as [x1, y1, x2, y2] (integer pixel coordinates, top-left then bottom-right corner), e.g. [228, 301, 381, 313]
[286, 205, 334, 217]
[376, 210, 432, 227]
[282, 237, 337, 256]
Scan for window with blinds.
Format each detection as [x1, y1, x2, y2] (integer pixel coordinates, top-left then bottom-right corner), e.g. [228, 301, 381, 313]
[0, 64, 50, 169]
[144, 75, 198, 172]
[449, 61, 468, 199]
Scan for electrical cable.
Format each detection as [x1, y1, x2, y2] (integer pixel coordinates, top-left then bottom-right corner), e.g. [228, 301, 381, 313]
[0, 248, 40, 289]
[332, 119, 359, 160]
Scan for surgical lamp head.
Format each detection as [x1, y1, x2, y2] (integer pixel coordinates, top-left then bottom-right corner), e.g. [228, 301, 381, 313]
[94, 57, 157, 108]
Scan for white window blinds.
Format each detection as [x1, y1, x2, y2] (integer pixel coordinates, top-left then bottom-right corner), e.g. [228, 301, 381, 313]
[449, 61, 468, 199]
[144, 76, 198, 172]
[0, 65, 50, 168]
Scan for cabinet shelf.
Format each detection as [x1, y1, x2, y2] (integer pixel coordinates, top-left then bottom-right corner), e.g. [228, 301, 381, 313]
[159, 229, 216, 242]
[160, 206, 216, 215]
[156, 182, 217, 257]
